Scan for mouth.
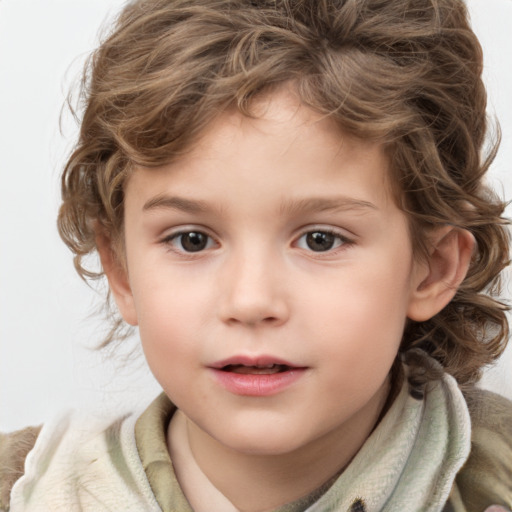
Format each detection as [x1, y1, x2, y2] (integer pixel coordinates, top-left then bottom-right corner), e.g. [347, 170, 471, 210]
[210, 355, 303, 373]
[209, 356, 307, 396]
[220, 363, 293, 375]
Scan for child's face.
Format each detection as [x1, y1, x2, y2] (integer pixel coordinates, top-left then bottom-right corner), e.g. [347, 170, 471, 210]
[116, 90, 426, 457]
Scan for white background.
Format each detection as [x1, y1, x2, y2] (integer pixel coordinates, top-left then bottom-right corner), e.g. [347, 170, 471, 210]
[1, 0, 511, 432]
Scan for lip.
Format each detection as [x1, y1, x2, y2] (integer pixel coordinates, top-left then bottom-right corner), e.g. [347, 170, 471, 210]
[210, 355, 298, 369]
[208, 355, 307, 397]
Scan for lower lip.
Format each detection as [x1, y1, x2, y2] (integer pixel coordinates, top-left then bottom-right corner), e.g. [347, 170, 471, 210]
[210, 368, 306, 396]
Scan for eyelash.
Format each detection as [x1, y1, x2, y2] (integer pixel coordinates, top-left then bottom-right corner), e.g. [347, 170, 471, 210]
[160, 230, 218, 254]
[294, 228, 354, 253]
[159, 228, 354, 255]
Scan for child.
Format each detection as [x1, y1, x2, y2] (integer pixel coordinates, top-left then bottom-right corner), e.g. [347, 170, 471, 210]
[2, 0, 512, 510]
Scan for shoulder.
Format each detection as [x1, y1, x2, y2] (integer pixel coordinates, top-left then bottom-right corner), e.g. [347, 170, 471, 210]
[5, 409, 162, 511]
[453, 388, 512, 512]
[465, 387, 512, 429]
[0, 425, 41, 512]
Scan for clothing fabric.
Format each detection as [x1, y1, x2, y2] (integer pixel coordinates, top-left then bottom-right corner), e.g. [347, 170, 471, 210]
[0, 426, 41, 511]
[8, 411, 162, 512]
[3, 371, 512, 512]
[451, 389, 512, 511]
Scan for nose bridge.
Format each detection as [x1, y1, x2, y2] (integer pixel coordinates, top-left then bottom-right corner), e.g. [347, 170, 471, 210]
[219, 240, 288, 326]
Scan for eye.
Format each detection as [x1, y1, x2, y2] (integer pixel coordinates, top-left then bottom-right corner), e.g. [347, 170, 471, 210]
[165, 231, 216, 253]
[296, 230, 349, 252]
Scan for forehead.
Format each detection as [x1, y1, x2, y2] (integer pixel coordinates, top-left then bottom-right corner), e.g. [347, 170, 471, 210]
[124, 88, 397, 219]
[207, 89, 383, 157]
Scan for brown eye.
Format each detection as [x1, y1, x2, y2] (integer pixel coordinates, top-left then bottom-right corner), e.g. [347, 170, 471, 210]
[305, 231, 336, 252]
[295, 230, 349, 252]
[171, 231, 212, 252]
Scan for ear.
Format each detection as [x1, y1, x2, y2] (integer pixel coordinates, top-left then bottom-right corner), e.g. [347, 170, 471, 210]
[96, 230, 139, 326]
[407, 226, 475, 322]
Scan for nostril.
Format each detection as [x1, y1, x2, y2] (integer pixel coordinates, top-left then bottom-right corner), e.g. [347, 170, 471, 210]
[218, 286, 289, 326]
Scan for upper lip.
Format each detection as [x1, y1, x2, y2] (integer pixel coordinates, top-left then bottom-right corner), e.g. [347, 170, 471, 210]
[209, 355, 303, 369]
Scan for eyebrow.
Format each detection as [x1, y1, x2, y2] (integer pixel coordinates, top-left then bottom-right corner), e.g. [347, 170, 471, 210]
[279, 197, 378, 216]
[142, 194, 378, 215]
[143, 195, 209, 213]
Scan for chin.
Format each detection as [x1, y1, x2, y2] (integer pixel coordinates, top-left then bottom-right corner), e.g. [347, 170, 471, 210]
[215, 427, 312, 457]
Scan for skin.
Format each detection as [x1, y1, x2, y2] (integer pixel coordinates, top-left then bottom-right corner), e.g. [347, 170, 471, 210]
[101, 89, 474, 511]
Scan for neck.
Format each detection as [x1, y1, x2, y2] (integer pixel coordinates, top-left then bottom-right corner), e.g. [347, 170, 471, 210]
[169, 380, 390, 512]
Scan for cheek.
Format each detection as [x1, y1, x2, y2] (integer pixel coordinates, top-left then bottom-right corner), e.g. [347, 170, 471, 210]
[307, 257, 412, 323]
[132, 270, 218, 369]
[131, 282, 191, 359]
[132, 266, 206, 323]
[137, 305, 198, 402]
[303, 261, 411, 367]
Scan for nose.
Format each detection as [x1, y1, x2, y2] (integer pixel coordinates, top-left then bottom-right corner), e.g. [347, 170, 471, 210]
[217, 247, 289, 327]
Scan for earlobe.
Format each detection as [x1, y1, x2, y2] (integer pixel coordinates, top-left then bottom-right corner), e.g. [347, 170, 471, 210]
[407, 227, 475, 322]
[96, 230, 139, 326]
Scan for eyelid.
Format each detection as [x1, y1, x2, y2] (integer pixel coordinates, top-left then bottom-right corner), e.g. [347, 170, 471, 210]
[293, 226, 355, 252]
[159, 226, 219, 254]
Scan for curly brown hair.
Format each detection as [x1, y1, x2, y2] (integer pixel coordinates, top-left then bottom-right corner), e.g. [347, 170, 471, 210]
[58, 0, 509, 386]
